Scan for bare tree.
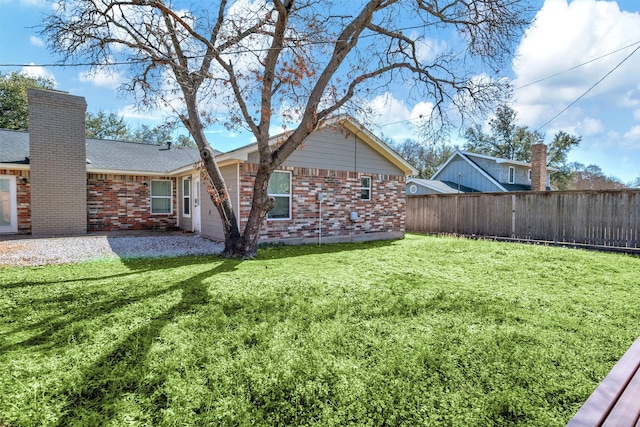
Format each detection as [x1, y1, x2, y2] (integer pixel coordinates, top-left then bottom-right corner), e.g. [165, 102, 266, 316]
[42, 0, 533, 258]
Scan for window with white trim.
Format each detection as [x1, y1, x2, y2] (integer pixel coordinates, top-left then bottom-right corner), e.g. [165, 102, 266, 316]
[151, 180, 173, 214]
[267, 171, 291, 220]
[182, 177, 191, 217]
[528, 170, 532, 181]
[508, 167, 515, 184]
[361, 176, 371, 200]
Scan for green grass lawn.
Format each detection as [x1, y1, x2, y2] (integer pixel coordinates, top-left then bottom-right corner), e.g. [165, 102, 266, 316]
[1, 234, 639, 426]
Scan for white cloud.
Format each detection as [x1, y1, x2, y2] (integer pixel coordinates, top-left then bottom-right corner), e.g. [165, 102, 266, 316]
[513, 0, 640, 129]
[414, 37, 447, 62]
[20, 64, 57, 86]
[579, 117, 604, 135]
[623, 125, 640, 140]
[358, 93, 434, 142]
[29, 36, 44, 47]
[78, 68, 124, 90]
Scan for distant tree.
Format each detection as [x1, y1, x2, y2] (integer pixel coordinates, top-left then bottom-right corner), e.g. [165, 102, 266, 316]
[566, 163, 627, 190]
[464, 105, 580, 164]
[464, 105, 580, 189]
[393, 139, 455, 178]
[175, 134, 196, 148]
[131, 124, 175, 146]
[0, 71, 55, 130]
[464, 105, 539, 160]
[86, 111, 132, 140]
[631, 177, 640, 189]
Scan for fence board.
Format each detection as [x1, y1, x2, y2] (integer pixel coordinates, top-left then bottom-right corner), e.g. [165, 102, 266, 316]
[406, 189, 640, 249]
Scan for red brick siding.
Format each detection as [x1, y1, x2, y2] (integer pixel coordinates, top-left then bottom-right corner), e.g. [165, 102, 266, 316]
[87, 174, 177, 231]
[238, 164, 406, 241]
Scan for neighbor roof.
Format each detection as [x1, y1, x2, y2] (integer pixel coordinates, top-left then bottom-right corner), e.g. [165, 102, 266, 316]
[408, 177, 478, 194]
[462, 150, 559, 172]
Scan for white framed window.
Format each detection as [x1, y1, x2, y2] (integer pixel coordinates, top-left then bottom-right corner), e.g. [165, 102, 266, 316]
[361, 176, 371, 200]
[182, 177, 191, 217]
[267, 171, 291, 220]
[151, 180, 173, 214]
[508, 167, 515, 184]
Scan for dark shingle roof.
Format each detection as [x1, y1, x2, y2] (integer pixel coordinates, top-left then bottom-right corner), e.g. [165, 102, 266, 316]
[0, 129, 206, 173]
[85, 138, 200, 172]
[0, 129, 30, 163]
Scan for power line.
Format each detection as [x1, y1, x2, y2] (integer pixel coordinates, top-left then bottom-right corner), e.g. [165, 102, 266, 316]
[534, 43, 640, 132]
[515, 40, 640, 89]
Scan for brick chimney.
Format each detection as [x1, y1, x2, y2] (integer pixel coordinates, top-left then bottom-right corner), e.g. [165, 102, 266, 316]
[530, 143, 547, 192]
[28, 89, 87, 235]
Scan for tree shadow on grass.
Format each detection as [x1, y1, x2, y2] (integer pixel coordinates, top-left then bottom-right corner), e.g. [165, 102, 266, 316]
[2, 238, 396, 354]
[2, 237, 406, 424]
[0, 256, 232, 353]
[53, 259, 241, 425]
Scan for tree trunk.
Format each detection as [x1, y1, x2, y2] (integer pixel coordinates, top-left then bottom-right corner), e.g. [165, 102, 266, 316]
[221, 162, 275, 259]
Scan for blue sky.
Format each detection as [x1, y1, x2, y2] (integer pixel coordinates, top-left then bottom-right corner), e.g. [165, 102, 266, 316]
[1, 0, 639, 183]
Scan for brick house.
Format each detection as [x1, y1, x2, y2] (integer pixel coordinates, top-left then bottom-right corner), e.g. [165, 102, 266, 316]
[0, 89, 417, 244]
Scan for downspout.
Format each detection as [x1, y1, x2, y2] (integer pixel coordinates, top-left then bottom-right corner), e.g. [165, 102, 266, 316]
[318, 192, 323, 245]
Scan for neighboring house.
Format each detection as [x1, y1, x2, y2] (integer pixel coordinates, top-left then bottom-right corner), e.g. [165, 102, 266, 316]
[407, 149, 555, 195]
[0, 89, 417, 244]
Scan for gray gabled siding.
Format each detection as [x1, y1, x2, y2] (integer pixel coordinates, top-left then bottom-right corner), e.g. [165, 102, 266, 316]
[200, 164, 239, 241]
[248, 127, 404, 176]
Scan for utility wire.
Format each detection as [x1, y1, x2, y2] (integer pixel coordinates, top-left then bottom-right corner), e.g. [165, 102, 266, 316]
[534, 43, 640, 132]
[515, 40, 640, 89]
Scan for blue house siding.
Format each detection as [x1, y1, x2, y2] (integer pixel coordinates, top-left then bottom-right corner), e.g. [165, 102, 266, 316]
[435, 155, 503, 192]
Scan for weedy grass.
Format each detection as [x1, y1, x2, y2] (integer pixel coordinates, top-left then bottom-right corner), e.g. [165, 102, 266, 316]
[1, 234, 639, 426]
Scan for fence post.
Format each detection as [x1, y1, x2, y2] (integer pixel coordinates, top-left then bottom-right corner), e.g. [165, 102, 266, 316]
[511, 195, 516, 238]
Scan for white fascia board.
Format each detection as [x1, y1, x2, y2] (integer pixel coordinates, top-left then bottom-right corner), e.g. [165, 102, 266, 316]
[87, 167, 174, 176]
[0, 163, 30, 171]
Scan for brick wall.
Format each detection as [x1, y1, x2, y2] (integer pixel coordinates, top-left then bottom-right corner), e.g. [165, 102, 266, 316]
[531, 143, 548, 192]
[87, 174, 178, 231]
[28, 89, 87, 235]
[0, 169, 31, 234]
[239, 164, 407, 243]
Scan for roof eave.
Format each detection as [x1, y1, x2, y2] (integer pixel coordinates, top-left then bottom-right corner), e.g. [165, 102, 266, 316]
[87, 167, 174, 176]
[0, 163, 30, 170]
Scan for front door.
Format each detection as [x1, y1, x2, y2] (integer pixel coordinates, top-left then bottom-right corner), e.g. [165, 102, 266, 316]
[0, 176, 17, 234]
[193, 177, 201, 233]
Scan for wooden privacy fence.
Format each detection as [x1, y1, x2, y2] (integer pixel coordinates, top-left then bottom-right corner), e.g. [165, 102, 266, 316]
[406, 189, 640, 249]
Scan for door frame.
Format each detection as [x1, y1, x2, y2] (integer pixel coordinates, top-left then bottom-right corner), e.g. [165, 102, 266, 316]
[192, 176, 201, 233]
[0, 175, 18, 234]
